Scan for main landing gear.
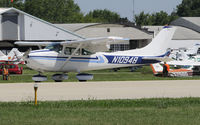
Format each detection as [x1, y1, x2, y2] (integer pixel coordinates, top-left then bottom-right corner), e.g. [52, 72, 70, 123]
[32, 73, 93, 82]
[76, 73, 93, 82]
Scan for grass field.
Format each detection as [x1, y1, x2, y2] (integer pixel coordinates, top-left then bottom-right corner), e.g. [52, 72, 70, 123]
[1, 98, 200, 125]
[1, 65, 200, 83]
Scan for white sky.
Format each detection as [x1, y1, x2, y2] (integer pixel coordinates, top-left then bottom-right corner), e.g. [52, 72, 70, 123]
[74, 0, 183, 21]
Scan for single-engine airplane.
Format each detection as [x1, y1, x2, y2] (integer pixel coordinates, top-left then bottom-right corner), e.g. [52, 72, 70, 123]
[15, 26, 176, 82]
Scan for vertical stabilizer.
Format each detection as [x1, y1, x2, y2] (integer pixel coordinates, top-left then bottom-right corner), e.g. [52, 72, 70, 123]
[141, 26, 176, 55]
[119, 26, 176, 56]
[0, 51, 5, 57]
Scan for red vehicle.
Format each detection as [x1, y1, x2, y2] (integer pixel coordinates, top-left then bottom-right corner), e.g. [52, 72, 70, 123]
[0, 63, 23, 74]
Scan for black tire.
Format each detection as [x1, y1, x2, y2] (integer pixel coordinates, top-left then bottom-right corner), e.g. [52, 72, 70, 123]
[79, 80, 87, 82]
[55, 80, 62, 82]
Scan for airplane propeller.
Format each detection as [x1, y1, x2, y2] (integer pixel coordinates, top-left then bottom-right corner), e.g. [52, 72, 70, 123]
[22, 48, 32, 61]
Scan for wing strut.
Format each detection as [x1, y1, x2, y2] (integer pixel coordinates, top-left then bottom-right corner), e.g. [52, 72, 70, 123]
[59, 43, 82, 70]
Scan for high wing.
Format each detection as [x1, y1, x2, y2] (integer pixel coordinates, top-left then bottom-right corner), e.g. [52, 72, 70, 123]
[15, 36, 129, 46]
[60, 36, 129, 45]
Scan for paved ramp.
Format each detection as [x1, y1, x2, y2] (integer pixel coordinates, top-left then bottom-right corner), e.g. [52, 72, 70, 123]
[0, 80, 200, 102]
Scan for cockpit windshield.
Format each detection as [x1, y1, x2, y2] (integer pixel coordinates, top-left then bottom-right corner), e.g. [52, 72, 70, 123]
[45, 44, 62, 53]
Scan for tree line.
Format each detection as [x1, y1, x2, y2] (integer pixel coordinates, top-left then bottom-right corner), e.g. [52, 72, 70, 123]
[135, 0, 200, 26]
[0, 0, 199, 26]
[0, 0, 129, 24]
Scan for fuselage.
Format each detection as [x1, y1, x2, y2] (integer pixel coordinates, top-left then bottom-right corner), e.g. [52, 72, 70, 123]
[26, 49, 160, 72]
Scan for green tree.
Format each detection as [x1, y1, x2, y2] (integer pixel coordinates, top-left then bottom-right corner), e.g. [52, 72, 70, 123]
[152, 11, 170, 25]
[134, 11, 152, 26]
[0, 0, 24, 9]
[22, 0, 84, 23]
[176, 0, 200, 16]
[134, 11, 178, 26]
[0, 0, 127, 24]
[84, 9, 121, 23]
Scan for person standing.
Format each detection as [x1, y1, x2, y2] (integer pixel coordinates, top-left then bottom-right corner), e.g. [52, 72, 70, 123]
[163, 62, 170, 77]
[3, 65, 9, 80]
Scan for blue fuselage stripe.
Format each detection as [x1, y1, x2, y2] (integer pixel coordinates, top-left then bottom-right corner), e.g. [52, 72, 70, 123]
[29, 56, 98, 60]
[29, 56, 103, 63]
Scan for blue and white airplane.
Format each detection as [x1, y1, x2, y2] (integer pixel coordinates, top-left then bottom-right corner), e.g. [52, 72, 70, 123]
[15, 26, 176, 82]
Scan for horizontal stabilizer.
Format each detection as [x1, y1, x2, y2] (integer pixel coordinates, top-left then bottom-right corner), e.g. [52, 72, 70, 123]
[167, 60, 200, 66]
[142, 57, 173, 62]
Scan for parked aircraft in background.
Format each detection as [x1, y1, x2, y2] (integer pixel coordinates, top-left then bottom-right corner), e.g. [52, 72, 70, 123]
[150, 63, 193, 77]
[0, 48, 24, 64]
[160, 43, 200, 76]
[15, 26, 176, 82]
[169, 43, 200, 61]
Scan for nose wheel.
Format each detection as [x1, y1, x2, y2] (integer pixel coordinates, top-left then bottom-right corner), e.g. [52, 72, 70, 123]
[32, 73, 47, 82]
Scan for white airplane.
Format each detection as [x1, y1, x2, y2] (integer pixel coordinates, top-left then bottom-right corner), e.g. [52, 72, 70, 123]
[15, 26, 176, 82]
[0, 48, 24, 63]
[169, 43, 200, 61]
[167, 46, 200, 75]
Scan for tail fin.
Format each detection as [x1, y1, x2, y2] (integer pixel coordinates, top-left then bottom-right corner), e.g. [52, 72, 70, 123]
[150, 63, 163, 75]
[140, 26, 176, 56]
[0, 51, 5, 57]
[7, 48, 22, 61]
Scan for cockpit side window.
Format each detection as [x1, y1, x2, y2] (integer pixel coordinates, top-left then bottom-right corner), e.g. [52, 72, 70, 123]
[64, 47, 80, 55]
[45, 44, 62, 53]
[64, 47, 93, 56]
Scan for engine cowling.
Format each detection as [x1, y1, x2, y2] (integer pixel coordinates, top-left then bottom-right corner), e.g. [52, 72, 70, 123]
[52, 74, 68, 82]
[76, 73, 93, 82]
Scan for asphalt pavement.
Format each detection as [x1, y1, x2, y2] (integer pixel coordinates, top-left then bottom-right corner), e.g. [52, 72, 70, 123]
[0, 80, 200, 102]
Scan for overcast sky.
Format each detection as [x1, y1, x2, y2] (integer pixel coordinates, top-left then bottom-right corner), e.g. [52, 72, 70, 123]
[74, 0, 183, 21]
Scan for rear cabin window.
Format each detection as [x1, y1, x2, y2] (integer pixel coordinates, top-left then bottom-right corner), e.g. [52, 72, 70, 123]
[64, 47, 92, 55]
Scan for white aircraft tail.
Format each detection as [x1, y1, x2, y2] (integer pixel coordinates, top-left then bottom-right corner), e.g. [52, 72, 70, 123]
[144, 26, 176, 55]
[150, 63, 163, 75]
[7, 48, 22, 61]
[186, 43, 200, 55]
[0, 51, 5, 57]
[128, 26, 176, 56]
[180, 50, 189, 61]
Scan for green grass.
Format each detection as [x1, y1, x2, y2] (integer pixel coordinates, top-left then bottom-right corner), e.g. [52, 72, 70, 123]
[1, 65, 200, 83]
[1, 98, 200, 125]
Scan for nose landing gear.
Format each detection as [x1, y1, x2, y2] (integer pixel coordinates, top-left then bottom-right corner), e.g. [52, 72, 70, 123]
[32, 73, 47, 82]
